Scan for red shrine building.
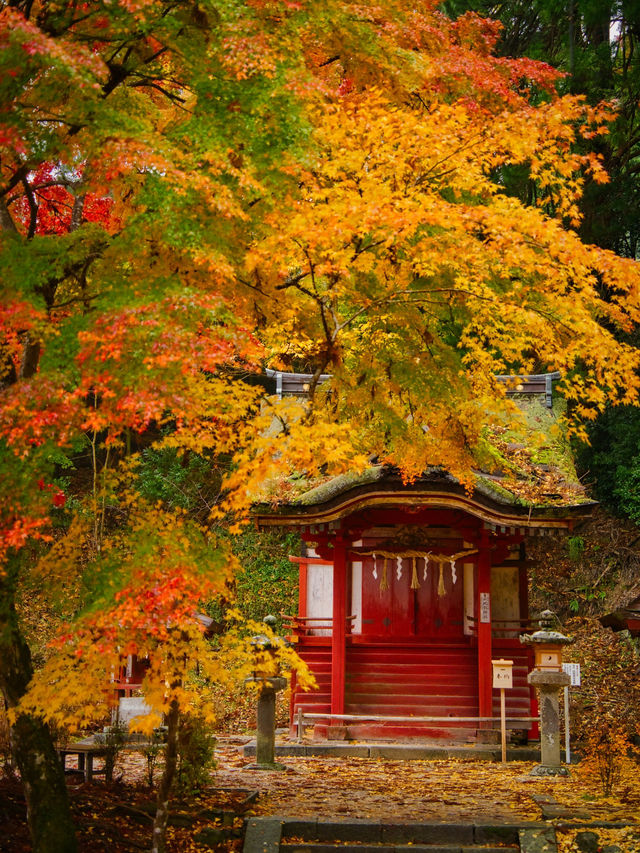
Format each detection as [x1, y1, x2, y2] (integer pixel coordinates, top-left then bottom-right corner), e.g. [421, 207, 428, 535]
[254, 371, 593, 742]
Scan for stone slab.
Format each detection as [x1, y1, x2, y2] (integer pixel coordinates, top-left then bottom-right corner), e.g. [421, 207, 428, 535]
[243, 817, 283, 853]
[243, 741, 541, 762]
[519, 827, 557, 853]
[305, 744, 371, 758]
[473, 823, 526, 845]
[380, 822, 474, 845]
[281, 847, 395, 853]
[280, 818, 318, 840]
[314, 821, 383, 843]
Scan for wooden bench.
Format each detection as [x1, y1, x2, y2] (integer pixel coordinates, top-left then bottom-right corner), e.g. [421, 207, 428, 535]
[57, 740, 109, 783]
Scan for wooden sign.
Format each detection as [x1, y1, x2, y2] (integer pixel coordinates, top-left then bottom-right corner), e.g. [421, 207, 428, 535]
[480, 592, 491, 623]
[562, 662, 581, 686]
[492, 658, 513, 689]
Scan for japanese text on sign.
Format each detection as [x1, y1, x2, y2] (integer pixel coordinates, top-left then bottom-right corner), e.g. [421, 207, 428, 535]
[492, 659, 513, 689]
[562, 663, 581, 686]
[480, 592, 491, 623]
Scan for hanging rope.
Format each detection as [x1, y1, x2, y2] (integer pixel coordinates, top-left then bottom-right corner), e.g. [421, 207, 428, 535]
[411, 556, 419, 590]
[380, 557, 389, 592]
[360, 548, 477, 595]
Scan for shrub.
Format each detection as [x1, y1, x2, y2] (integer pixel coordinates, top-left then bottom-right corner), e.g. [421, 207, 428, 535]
[175, 714, 216, 797]
[96, 720, 129, 783]
[579, 721, 638, 796]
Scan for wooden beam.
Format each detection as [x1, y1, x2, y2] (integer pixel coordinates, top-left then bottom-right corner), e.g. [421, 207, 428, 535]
[477, 528, 492, 726]
[331, 533, 347, 715]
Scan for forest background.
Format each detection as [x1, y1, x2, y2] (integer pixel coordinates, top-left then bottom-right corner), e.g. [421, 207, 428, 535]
[2, 1, 640, 852]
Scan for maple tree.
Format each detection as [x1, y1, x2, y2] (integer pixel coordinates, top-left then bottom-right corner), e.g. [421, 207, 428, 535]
[3, 0, 640, 850]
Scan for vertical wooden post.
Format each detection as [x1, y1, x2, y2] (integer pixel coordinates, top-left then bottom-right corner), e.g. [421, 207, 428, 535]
[296, 706, 304, 743]
[331, 533, 347, 715]
[298, 559, 308, 620]
[500, 688, 507, 763]
[477, 528, 492, 725]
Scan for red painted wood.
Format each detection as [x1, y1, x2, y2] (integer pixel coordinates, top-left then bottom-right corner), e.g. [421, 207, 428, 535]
[345, 643, 478, 723]
[298, 560, 308, 620]
[331, 535, 347, 715]
[416, 557, 464, 638]
[290, 644, 332, 720]
[361, 555, 413, 636]
[360, 555, 465, 639]
[345, 723, 477, 740]
[477, 528, 492, 724]
[289, 506, 538, 742]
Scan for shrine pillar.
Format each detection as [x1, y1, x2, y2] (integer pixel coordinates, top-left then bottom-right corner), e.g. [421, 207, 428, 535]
[331, 534, 347, 715]
[477, 528, 492, 725]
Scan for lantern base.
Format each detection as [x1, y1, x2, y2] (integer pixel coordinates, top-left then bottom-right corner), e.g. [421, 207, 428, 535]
[529, 764, 570, 777]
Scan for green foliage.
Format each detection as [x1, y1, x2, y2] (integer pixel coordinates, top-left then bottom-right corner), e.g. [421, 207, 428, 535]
[143, 729, 166, 789]
[230, 529, 300, 627]
[175, 714, 216, 797]
[136, 447, 220, 516]
[568, 535, 585, 562]
[97, 721, 129, 784]
[576, 405, 640, 520]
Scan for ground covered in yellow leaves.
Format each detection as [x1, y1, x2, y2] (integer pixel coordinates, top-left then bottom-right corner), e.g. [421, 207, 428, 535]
[215, 746, 640, 825]
[2, 742, 640, 851]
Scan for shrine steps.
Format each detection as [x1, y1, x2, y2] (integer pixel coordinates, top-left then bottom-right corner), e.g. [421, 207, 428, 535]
[290, 643, 533, 741]
[344, 645, 478, 735]
[291, 647, 332, 719]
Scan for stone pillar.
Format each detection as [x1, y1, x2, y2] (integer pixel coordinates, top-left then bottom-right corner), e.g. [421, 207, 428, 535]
[528, 669, 570, 776]
[254, 676, 287, 770]
[246, 616, 289, 771]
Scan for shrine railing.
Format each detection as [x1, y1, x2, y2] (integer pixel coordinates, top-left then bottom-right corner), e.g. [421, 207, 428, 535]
[281, 613, 357, 638]
[466, 616, 536, 639]
[292, 709, 537, 741]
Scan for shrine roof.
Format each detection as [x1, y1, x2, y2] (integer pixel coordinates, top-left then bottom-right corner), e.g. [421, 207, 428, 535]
[253, 463, 594, 531]
[253, 370, 595, 531]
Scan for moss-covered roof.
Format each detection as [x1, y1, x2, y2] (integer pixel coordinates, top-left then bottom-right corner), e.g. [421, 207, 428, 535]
[253, 373, 594, 529]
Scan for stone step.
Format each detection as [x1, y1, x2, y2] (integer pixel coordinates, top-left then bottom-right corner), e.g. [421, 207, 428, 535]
[243, 818, 538, 853]
[281, 845, 516, 853]
[280, 820, 526, 847]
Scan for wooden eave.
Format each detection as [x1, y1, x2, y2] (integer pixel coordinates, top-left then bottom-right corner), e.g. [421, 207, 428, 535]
[253, 471, 595, 532]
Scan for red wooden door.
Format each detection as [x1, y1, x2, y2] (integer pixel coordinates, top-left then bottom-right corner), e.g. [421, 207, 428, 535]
[416, 557, 464, 638]
[360, 554, 464, 638]
[361, 555, 412, 636]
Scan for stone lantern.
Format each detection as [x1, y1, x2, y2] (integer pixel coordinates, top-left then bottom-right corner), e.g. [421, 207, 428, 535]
[246, 615, 288, 770]
[521, 610, 573, 776]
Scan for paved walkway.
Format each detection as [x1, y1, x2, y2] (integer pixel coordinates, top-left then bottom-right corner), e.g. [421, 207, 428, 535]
[213, 739, 640, 852]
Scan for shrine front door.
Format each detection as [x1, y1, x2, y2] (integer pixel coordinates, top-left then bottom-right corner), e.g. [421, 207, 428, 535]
[360, 555, 465, 639]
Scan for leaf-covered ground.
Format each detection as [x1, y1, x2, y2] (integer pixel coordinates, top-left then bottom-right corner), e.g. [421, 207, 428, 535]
[2, 741, 640, 852]
[215, 746, 640, 825]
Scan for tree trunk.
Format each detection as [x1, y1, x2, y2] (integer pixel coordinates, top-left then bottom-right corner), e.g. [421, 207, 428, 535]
[151, 698, 180, 853]
[0, 569, 78, 853]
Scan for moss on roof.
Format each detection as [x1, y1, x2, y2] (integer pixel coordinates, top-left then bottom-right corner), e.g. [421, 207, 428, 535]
[255, 381, 591, 516]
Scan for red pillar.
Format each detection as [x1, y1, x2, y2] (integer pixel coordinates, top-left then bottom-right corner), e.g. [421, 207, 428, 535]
[331, 534, 347, 715]
[477, 527, 492, 725]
